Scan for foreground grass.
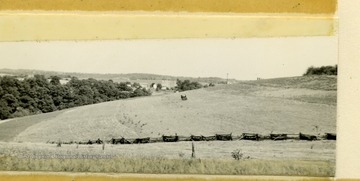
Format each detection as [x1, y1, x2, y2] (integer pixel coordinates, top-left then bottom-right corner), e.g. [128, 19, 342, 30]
[0, 155, 334, 176]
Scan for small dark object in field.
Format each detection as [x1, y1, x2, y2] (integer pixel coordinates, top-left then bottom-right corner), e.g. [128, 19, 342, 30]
[181, 95, 187, 101]
[178, 152, 185, 158]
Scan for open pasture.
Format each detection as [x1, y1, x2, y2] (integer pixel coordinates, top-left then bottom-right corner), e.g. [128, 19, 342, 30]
[0, 76, 336, 176]
[0, 76, 336, 143]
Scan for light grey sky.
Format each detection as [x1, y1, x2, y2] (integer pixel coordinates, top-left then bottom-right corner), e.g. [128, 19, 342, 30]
[0, 37, 337, 80]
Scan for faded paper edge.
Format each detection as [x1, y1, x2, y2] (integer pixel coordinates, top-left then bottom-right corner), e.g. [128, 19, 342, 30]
[0, 0, 337, 14]
[0, 12, 337, 41]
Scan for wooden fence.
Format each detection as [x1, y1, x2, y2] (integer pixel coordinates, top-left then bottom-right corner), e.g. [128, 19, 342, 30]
[49, 132, 336, 145]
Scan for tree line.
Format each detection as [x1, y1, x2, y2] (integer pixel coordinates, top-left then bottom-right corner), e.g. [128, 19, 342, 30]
[0, 75, 151, 120]
[303, 65, 337, 76]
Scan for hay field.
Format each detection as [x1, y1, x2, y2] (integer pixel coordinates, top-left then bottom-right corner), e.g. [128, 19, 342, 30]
[0, 75, 336, 176]
[1, 76, 336, 142]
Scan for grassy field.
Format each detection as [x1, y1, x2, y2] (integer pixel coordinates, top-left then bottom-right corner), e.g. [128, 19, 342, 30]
[0, 142, 334, 176]
[0, 75, 336, 176]
[243, 76, 337, 90]
[0, 156, 334, 176]
[0, 76, 336, 143]
[0, 111, 65, 142]
[0, 140, 335, 161]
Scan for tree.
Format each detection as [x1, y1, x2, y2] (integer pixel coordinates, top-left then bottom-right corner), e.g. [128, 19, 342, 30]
[11, 107, 31, 118]
[34, 86, 50, 100]
[176, 79, 183, 90]
[1, 94, 19, 113]
[19, 95, 37, 112]
[0, 76, 20, 98]
[132, 82, 141, 89]
[78, 85, 94, 97]
[0, 86, 4, 97]
[131, 88, 151, 97]
[50, 76, 61, 85]
[0, 100, 11, 120]
[34, 74, 49, 87]
[37, 95, 56, 113]
[176, 79, 203, 91]
[156, 83, 162, 91]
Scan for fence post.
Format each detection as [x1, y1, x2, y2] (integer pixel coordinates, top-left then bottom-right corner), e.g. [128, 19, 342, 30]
[191, 141, 195, 158]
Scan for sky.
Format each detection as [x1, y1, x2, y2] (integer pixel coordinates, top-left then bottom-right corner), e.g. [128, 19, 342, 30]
[0, 37, 337, 80]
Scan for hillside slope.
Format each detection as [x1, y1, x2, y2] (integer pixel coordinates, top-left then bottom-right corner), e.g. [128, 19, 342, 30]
[0, 76, 336, 143]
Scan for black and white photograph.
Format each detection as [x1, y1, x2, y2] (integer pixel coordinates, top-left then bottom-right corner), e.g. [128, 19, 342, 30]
[0, 37, 337, 176]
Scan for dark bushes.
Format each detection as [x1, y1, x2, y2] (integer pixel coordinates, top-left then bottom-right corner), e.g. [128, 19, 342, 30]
[304, 65, 337, 76]
[175, 79, 203, 92]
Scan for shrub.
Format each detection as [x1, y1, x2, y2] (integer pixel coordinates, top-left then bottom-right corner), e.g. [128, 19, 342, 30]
[303, 65, 337, 76]
[11, 107, 31, 118]
[231, 149, 244, 160]
[175, 79, 203, 92]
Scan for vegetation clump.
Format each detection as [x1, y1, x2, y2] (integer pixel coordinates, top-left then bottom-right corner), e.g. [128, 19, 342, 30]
[231, 149, 244, 160]
[231, 149, 251, 161]
[303, 65, 337, 76]
[175, 79, 203, 92]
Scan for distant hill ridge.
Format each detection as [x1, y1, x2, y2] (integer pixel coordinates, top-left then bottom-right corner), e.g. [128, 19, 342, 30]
[0, 68, 235, 84]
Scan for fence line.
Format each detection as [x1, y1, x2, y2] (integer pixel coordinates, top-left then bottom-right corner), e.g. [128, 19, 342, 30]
[49, 132, 336, 145]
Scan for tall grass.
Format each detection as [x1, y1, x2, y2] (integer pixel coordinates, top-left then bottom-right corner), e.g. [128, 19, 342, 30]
[0, 155, 334, 176]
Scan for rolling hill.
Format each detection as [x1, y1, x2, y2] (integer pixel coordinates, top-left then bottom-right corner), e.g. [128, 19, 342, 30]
[0, 76, 336, 143]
